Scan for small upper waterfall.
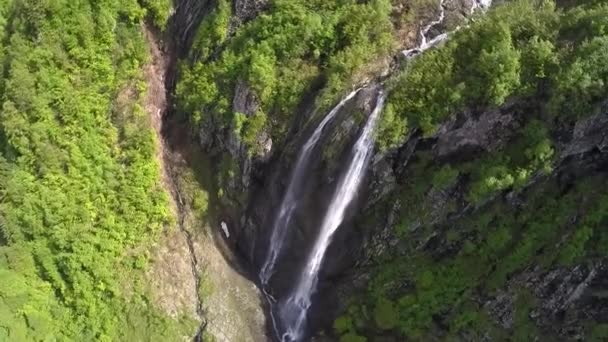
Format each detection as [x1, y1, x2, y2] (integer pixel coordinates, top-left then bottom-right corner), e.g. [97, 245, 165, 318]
[402, 0, 492, 58]
[275, 92, 387, 342]
[402, 0, 447, 58]
[470, 0, 492, 14]
[260, 89, 361, 285]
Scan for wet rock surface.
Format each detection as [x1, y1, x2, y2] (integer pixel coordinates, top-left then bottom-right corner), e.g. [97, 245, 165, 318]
[172, 0, 213, 53]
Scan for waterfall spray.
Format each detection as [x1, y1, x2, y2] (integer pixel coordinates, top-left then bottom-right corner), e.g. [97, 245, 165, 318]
[260, 89, 361, 286]
[275, 91, 386, 342]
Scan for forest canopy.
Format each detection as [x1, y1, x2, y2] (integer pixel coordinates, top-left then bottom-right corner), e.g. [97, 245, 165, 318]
[0, 0, 190, 340]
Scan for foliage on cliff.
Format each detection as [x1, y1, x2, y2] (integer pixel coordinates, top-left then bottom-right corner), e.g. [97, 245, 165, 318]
[336, 1, 608, 341]
[176, 0, 395, 152]
[0, 0, 193, 340]
[382, 0, 608, 148]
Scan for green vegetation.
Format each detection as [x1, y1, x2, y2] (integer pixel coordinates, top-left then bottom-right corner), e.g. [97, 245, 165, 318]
[0, 0, 193, 340]
[190, 0, 232, 61]
[141, 0, 173, 29]
[385, 0, 608, 145]
[334, 1, 608, 340]
[1, 0, 606, 340]
[340, 171, 608, 340]
[176, 0, 396, 153]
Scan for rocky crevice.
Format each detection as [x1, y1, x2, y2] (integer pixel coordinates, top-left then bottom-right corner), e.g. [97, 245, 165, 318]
[168, 170, 208, 340]
[146, 2, 271, 339]
[143, 26, 207, 339]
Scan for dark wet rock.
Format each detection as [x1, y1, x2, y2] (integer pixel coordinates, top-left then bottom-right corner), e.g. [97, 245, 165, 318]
[484, 292, 515, 329]
[256, 130, 273, 162]
[227, 80, 258, 156]
[561, 109, 608, 158]
[172, 0, 212, 53]
[366, 156, 397, 208]
[233, 0, 268, 26]
[360, 199, 401, 263]
[435, 105, 517, 160]
[320, 87, 383, 176]
[198, 115, 219, 151]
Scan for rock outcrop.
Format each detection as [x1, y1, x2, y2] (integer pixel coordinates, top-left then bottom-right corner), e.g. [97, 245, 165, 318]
[172, 0, 212, 53]
[232, 0, 268, 29]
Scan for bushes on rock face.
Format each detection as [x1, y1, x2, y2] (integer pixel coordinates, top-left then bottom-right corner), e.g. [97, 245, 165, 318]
[176, 0, 395, 152]
[466, 120, 554, 204]
[550, 36, 608, 119]
[340, 174, 608, 340]
[335, 1, 608, 340]
[140, 0, 172, 29]
[385, 0, 608, 147]
[0, 0, 191, 340]
[375, 103, 408, 151]
[373, 297, 398, 330]
[233, 111, 268, 156]
[190, 0, 231, 61]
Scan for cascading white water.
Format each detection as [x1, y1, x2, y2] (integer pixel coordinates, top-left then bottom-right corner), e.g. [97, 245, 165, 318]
[470, 0, 492, 14]
[263, 1, 494, 340]
[260, 89, 361, 286]
[402, 0, 492, 58]
[276, 92, 387, 342]
[402, 0, 447, 58]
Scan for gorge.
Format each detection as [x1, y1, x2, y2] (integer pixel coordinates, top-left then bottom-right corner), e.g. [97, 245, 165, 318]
[2, 0, 608, 342]
[263, 0, 489, 339]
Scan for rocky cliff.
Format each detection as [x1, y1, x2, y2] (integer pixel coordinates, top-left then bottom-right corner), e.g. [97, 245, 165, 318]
[168, 0, 608, 340]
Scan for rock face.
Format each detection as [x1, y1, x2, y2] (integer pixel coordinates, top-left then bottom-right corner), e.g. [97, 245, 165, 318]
[232, 79, 260, 118]
[483, 260, 608, 340]
[172, 0, 212, 53]
[232, 0, 268, 28]
[332, 104, 608, 340]
[523, 262, 607, 336]
[435, 102, 518, 160]
[561, 105, 608, 158]
[171, 1, 608, 341]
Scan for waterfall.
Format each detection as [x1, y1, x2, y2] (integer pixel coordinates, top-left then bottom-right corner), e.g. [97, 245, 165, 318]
[262, 1, 494, 340]
[275, 92, 387, 342]
[470, 0, 492, 14]
[402, 0, 492, 58]
[260, 89, 361, 286]
[402, 0, 447, 58]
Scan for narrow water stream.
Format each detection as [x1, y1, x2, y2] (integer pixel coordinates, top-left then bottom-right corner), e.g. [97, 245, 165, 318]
[276, 92, 386, 342]
[259, 89, 362, 286]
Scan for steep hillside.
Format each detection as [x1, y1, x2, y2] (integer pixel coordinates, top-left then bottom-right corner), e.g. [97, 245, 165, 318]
[2, 0, 608, 341]
[0, 0, 197, 340]
[174, 0, 608, 341]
